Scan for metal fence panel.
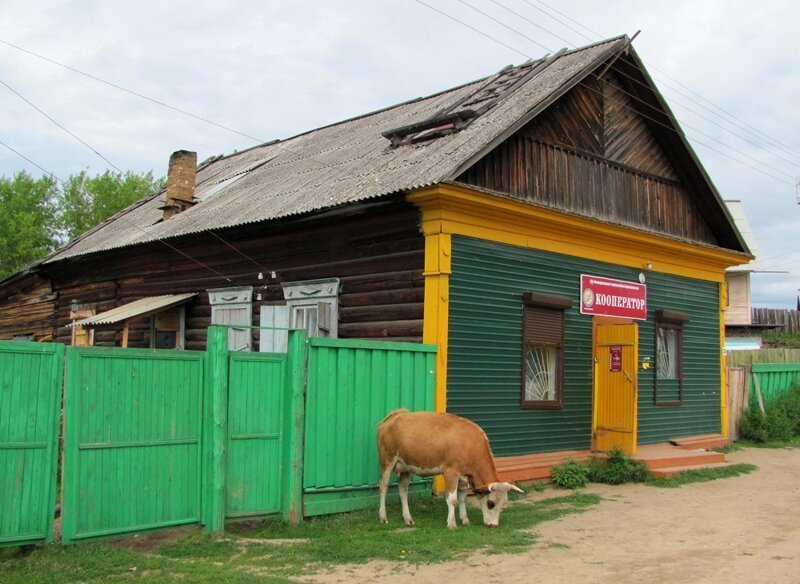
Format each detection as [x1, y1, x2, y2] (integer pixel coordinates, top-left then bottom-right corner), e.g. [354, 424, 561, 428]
[303, 338, 435, 516]
[0, 341, 63, 548]
[62, 347, 204, 544]
[226, 352, 286, 518]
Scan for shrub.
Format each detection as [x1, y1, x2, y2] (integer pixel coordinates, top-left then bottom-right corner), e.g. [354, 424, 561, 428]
[550, 459, 590, 489]
[739, 408, 769, 442]
[588, 447, 650, 485]
[774, 384, 800, 436]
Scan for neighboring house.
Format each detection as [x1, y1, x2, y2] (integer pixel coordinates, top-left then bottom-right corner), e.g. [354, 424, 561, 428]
[0, 270, 56, 342]
[1, 35, 751, 457]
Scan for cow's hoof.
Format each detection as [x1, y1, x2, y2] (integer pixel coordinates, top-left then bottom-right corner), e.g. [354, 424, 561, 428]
[404, 518, 415, 526]
[461, 518, 470, 526]
[447, 523, 458, 530]
[379, 516, 388, 524]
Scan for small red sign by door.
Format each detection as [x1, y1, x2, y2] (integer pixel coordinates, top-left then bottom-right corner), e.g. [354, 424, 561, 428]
[610, 346, 622, 372]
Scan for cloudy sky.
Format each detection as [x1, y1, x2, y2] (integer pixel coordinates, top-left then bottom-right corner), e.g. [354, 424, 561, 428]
[1, 0, 798, 307]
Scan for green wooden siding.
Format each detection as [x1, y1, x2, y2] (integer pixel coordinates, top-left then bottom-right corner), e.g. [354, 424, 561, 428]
[448, 236, 721, 456]
[0, 341, 63, 548]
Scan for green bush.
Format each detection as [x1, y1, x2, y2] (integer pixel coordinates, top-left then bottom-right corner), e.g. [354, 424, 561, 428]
[550, 459, 590, 489]
[739, 385, 800, 444]
[587, 447, 650, 485]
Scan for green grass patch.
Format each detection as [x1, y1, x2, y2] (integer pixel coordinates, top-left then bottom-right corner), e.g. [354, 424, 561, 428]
[735, 436, 800, 449]
[645, 463, 757, 488]
[0, 492, 600, 583]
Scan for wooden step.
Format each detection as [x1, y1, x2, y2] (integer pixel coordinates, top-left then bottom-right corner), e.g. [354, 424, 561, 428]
[650, 461, 734, 479]
[669, 434, 731, 450]
[495, 450, 592, 483]
[635, 449, 725, 470]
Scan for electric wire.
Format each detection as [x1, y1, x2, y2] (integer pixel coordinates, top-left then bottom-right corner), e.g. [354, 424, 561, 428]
[415, 0, 795, 186]
[0, 76, 124, 173]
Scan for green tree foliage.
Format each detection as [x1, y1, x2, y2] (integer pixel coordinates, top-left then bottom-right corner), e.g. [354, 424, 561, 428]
[0, 172, 59, 279]
[0, 169, 163, 280]
[57, 170, 164, 242]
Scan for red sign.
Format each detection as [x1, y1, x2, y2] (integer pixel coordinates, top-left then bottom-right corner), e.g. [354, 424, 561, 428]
[610, 346, 622, 372]
[580, 274, 647, 320]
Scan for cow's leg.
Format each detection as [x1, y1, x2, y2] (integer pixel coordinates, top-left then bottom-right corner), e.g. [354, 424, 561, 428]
[398, 472, 414, 526]
[378, 465, 393, 524]
[443, 470, 460, 530]
[457, 476, 470, 526]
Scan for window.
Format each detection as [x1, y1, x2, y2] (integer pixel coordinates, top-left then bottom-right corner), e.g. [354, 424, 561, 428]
[654, 309, 689, 406]
[151, 306, 186, 349]
[281, 278, 340, 339]
[208, 286, 253, 351]
[521, 292, 571, 410]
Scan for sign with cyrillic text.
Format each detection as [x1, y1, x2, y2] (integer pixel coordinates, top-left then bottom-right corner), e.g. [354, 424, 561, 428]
[580, 275, 647, 320]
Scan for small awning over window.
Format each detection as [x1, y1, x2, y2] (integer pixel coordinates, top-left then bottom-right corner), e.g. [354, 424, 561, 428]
[68, 294, 197, 328]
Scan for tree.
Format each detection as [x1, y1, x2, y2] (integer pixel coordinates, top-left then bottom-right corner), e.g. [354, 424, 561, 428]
[57, 170, 164, 242]
[0, 172, 59, 279]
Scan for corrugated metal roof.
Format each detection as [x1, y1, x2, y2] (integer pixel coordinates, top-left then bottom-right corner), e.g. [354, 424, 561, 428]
[69, 293, 198, 327]
[45, 37, 627, 264]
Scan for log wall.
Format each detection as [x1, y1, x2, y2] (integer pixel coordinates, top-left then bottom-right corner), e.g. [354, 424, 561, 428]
[41, 199, 425, 350]
[0, 272, 56, 341]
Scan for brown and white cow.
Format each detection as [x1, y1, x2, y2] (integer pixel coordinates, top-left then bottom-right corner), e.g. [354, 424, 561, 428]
[377, 409, 523, 529]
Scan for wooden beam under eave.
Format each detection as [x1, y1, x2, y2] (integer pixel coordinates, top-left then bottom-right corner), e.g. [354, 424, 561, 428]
[122, 322, 129, 348]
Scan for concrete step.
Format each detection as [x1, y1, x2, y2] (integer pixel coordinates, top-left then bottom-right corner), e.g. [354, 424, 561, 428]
[650, 461, 734, 479]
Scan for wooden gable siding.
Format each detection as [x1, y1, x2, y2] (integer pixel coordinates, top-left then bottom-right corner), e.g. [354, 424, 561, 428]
[456, 74, 717, 246]
[43, 199, 425, 349]
[0, 272, 56, 341]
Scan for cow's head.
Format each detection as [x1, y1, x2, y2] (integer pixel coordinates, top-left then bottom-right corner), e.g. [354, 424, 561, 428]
[473, 482, 524, 527]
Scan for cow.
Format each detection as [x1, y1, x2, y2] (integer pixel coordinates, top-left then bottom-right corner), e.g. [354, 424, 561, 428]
[377, 408, 523, 529]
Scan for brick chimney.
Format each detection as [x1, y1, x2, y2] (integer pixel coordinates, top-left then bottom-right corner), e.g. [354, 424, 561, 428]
[161, 150, 197, 220]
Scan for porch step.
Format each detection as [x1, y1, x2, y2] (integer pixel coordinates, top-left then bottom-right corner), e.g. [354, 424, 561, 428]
[669, 434, 731, 451]
[495, 450, 592, 483]
[650, 461, 734, 479]
[634, 447, 725, 470]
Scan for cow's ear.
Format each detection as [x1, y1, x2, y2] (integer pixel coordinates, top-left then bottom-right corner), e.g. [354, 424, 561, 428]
[472, 486, 490, 496]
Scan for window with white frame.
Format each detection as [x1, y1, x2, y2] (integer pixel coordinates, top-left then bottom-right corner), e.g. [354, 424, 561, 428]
[281, 278, 340, 339]
[654, 309, 689, 406]
[207, 286, 253, 351]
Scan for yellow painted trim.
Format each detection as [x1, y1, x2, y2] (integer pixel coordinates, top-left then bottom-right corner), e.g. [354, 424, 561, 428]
[719, 282, 729, 438]
[422, 233, 451, 414]
[409, 184, 748, 283]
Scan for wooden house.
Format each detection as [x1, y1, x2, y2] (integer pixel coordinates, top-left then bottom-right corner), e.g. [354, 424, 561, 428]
[1, 35, 751, 460]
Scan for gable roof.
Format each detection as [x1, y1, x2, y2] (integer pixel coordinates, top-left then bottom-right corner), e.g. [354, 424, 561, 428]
[43, 35, 747, 265]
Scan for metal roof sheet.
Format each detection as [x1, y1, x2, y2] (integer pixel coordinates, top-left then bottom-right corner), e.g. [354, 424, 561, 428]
[69, 293, 198, 327]
[45, 37, 628, 264]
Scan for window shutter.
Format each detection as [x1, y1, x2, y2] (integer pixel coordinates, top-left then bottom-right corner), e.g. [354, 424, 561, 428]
[260, 305, 290, 353]
[318, 302, 332, 336]
[523, 306, 563, 345]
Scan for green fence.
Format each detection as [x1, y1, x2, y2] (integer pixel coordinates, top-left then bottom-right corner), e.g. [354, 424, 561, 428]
[0, 341, 63, 548]
[2, 327, 434, 546]
[750, 363, 800, 408]
[62, 347, 206, 544]
[303, 338, 436, 516]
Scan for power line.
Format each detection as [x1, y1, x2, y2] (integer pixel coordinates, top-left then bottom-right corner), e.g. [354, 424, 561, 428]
[0, 137, 240, 285]
[525, 0, 800, 163]
[0, 76, 124, 173]
[416, 0, 794, 186]
[0, 37, 266, 145]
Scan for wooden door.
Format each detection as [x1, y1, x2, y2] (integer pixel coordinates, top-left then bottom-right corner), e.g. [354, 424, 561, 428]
[593, 322, 638, 455]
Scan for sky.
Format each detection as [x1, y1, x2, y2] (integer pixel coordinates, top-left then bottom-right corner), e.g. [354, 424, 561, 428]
[1, 0, 798, 307]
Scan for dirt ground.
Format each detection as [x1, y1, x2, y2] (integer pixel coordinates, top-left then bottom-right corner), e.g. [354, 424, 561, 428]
[310, 447, 800, 584]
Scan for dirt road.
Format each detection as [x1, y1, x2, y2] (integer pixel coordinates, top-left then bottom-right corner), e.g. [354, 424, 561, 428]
[313, 447, 800, 584]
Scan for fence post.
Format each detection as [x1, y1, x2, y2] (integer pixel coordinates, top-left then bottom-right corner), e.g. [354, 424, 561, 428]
[282, 330, 307, 525]
[204, 326, 229, 533]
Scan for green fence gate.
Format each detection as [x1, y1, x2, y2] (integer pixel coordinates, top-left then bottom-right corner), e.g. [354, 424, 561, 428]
[62, 347, 205, 544]
[0, 341, 63, 548]
[303, 338, 436, 516]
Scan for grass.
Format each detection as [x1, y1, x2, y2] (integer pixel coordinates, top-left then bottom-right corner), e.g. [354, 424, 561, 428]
[735, 436, 800, 449]
[0, 492, 599, 583]
[645, 463, 757, 488]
